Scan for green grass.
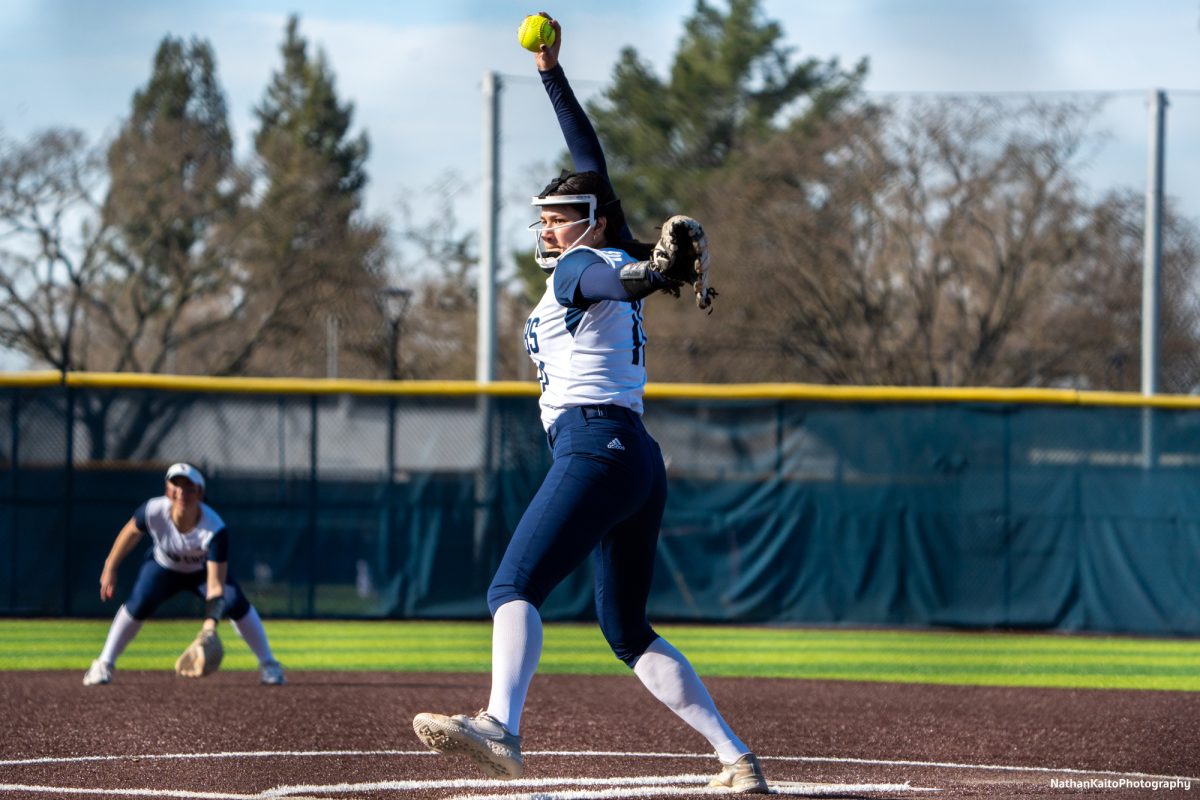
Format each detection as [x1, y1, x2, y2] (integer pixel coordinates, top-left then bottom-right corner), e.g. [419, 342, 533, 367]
[5, 618, 1200, 691]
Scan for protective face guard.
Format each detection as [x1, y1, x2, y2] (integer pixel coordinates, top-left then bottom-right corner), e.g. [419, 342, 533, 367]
[530, 193, 597, 272]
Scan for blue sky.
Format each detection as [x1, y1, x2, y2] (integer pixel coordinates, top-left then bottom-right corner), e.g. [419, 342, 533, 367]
[2, 1, 1199, 287]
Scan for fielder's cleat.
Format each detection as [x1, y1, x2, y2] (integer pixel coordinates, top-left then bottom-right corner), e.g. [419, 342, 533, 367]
[709, 753, 769, 794]
[412, 710, 523, 779]
[82, 659, 114, 686]
[259, 660, 287, 686]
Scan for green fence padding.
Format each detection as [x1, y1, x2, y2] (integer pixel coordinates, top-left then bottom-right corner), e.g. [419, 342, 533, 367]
[2, 383, 1199, 635]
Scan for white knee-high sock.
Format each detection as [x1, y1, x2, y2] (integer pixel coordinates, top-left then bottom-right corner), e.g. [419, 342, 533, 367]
[633, 637, 750, 764]
[486, 599, 543, 735]
[98, 605, 143, 666]
[230, 606, 276, 665]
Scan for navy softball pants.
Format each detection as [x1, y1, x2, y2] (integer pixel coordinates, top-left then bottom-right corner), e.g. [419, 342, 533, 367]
[487, 404, 667, 666]
[124, 552, 252, 621]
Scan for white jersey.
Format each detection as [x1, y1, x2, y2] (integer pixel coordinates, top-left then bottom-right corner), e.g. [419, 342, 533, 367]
[524, 246, 647, 431]
[134, 496, 228, 573]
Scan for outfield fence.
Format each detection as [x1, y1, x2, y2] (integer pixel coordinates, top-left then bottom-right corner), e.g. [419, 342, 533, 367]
[2, 372, 1200, 635]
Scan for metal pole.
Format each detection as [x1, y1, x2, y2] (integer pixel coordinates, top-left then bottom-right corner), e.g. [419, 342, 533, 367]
[325, 315, 339, 379]
[474, 71, 502, 568]
[478, 70, 501, 384]
[1142, 89, 1166, 396]
[1142, 89, 1166, 468]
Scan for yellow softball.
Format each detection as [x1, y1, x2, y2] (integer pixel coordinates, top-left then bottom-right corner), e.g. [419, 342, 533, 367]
[518, 15, 555, 52]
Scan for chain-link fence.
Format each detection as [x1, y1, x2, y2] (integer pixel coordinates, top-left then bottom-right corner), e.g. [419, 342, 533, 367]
[3, 373, 1200, 634]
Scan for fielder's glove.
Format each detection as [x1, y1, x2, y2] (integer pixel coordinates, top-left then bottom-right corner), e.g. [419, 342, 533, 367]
[650, 215, 716, 311]
[175, 629, 224, 678]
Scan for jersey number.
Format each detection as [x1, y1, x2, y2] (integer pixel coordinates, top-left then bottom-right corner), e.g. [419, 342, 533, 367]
[524, 317, 540, 354]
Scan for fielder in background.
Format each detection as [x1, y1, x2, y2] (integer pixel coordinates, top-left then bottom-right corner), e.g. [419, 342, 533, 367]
[413, 13, 765, 794]
[82, 462, 286, 687]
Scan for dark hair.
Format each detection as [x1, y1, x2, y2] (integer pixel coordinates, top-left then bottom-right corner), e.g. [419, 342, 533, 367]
[538, 170, 653, 260]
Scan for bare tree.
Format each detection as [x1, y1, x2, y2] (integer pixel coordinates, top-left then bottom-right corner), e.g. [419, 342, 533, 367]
[644, 95, 1200, 389]
[387, 174, 530, 382]
[0, 129, 108, 371]
[1054, 190, 1200, 392]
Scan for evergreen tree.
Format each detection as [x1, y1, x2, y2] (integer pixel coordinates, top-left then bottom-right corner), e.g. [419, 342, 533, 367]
[254, 15, 368, 206]
[100, 35, 243, 374]
[588, 0, 867, 232]
[239, 14, 387, 378]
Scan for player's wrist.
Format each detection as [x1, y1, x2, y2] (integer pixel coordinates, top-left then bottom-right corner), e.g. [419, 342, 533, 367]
[204, 595, 225, 623]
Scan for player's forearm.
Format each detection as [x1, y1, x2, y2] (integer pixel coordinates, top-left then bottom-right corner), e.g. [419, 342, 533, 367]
[206, 562, 227, 601]
[580, 262, 675, 302]
[103, 526, 142, 569]
[202, 564, 226, 631]
[540, 64, 608, 178]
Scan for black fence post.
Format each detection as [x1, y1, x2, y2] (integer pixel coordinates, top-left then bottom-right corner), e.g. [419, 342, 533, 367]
[8, 389, 19, 613]
[62, 383, 75, 616]
[307, 393, 318, 618]
[1002, 408, 1013, 624]
[383, 391, 396, 600]
[775, 401, 785, 478]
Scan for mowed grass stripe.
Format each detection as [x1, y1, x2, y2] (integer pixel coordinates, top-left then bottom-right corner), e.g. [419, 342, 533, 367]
[664, 631, 1200, 655]
[10, 619, 1197, 653]
[3, 619, 1199, 691]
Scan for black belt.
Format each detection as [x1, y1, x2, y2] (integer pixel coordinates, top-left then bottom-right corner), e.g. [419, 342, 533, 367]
[548, 404, 638, 447]
[576, 404, 636, 421]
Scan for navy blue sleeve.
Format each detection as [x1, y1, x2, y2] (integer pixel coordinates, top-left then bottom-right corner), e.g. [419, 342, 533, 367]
[540, 64, 607, 178]
[133, 502, 149, 533]
[207, 528, 229, 563]
[554, 251, 672, 305]
[579, 263, 629, 302]
[540, 64, 633, 242]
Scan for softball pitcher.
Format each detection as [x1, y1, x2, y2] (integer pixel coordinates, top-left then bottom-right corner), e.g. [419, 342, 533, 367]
[82, 462, 286, 686]
[413, 14, 766, 793]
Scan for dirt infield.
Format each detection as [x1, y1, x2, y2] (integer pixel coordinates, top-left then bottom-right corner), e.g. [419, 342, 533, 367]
[1, 671, 1196, 798]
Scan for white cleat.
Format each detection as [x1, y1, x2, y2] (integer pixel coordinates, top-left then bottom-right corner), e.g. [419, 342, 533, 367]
[709, 753, 770, 794]
[413, 710, 523, 779]
[259, 660, 287, 685]
[82, 659, 114, 686]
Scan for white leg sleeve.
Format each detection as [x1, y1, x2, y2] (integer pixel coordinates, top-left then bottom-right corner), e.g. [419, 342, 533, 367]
[633, 637, 750, 764]
[486, 599, 543, 735]
[98, 605, 143, 666]
[230, 606, 276, 665]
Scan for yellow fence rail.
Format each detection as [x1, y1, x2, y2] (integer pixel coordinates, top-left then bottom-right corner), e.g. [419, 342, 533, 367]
[0, 370, 1197, 408]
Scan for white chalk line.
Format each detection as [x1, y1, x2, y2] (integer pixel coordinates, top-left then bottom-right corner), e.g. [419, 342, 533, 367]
[0, 750, 431, 768]
[264, 774, 717, 795]
[0, 787, 262, 800]
[443, 782, 930, 800]
[262, 774, 927, 798]
[1, 747, 1194, 798]
[0, 777, 929, 799]
[757, 754, 1200, 785]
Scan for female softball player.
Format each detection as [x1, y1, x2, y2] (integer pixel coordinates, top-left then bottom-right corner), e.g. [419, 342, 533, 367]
[82, 462, 286, 686]
[413, 15, 767, 793]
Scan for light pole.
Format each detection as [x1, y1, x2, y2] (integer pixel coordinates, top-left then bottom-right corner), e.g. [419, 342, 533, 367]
[378, 287, 411, 609]
[380, 287, 413, 381]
